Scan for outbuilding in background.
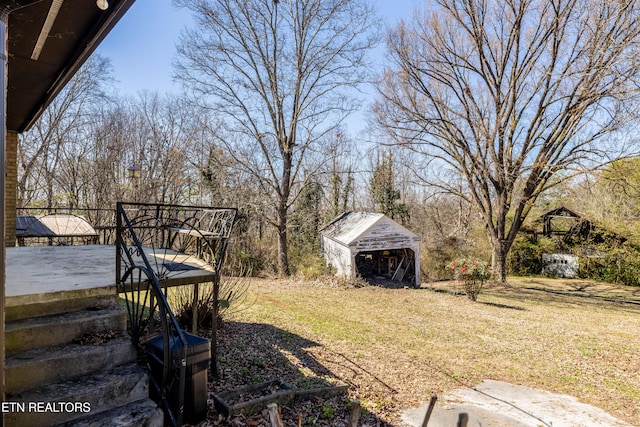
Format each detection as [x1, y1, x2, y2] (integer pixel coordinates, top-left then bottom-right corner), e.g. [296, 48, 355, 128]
[542, 253, 579, 278]
[320, 211, 421, 287]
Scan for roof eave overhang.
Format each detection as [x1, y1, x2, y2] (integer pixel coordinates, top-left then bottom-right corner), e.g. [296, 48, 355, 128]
[3, 0, 136, 133]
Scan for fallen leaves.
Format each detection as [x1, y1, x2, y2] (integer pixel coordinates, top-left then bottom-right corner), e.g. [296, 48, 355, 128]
[73, 329, 125, 345]
[187, 276, 640, 426]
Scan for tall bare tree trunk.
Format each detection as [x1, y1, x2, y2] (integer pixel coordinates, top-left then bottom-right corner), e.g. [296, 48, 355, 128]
[491, 238, 510, 283]
[277, 207, 289, 275]
[175, 0, 379, 276]
[276, 149, 292, 275]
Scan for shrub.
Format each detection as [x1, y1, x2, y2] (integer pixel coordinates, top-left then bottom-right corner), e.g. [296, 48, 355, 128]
[508, 236, 557, 275]
[446, 257, 490, 301]
[290, 249, 333, 280]
[578, 244, 640, 287]
[172, 276, 252, 332]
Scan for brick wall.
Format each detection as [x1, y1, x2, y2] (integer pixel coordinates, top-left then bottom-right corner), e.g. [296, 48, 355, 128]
[5, 130, 17, 247]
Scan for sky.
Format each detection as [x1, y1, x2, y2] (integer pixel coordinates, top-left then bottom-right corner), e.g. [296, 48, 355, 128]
[96, 0, 418, 130]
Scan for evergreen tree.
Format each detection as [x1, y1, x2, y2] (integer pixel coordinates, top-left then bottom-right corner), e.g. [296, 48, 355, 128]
[369, 151, 409, 223]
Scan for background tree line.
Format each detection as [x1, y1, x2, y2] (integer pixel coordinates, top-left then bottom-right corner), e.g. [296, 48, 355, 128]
[15, 54, 478, 278]
[17, 0, 640, 285]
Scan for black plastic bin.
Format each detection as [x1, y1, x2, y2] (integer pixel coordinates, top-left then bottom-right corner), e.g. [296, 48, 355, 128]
[146, 332, 210, 425]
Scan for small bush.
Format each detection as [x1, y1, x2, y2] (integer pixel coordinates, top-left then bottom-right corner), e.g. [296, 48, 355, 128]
[446, 257, 490, 301]
[291, 250, 333, 280]
[320, 403, 335, 419]
[172, 276, 252, 331]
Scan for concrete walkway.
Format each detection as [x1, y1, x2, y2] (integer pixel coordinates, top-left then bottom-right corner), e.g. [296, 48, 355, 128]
[401, 379, 632, 427]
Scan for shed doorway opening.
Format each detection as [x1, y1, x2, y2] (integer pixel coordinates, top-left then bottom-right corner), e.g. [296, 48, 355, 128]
[355, 248, 416, 287]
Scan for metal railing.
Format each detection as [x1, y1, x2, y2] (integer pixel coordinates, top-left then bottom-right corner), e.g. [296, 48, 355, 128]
[116, 203, 187, 427]
[115, 202, 237, 426]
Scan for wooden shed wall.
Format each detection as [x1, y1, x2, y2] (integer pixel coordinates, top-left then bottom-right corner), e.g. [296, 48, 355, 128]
[321, 236, 354, 278]
[321, 216, 421, 285]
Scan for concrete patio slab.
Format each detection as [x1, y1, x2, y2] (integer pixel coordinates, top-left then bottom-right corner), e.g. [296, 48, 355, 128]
[6, 245, 215, 302]
[401, 379, 632, 427]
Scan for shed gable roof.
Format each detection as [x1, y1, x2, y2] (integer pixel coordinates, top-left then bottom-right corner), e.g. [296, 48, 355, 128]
[540, 206, 583, 220]
[320, 211, 419, 246]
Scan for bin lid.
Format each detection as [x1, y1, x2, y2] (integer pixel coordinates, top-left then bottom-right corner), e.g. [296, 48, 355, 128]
[146, 332, 210, 354]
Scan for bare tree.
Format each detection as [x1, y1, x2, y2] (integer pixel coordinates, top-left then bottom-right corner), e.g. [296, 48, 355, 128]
[174, 0, 380, 274]
[132, 92, 203, 204]
[375, 0, 640, 281]
[20, 79, 211, 216]
[568, 159, 640, 241]
[322, 130, 355, 218]
[84, 92, 207, 207]
[18, 54, 114, 208]
[80, 105, 130, 214]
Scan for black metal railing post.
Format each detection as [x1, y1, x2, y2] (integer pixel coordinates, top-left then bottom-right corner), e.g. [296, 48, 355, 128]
[114, 202, 236, 427]
[116, 203, 188, 427]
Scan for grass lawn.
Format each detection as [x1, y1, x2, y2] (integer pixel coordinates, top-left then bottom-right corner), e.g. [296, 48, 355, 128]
[220, 276, 640, 425]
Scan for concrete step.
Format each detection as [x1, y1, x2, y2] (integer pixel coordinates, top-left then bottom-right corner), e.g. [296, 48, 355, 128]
[4, 364, 160, 427]
[6, 336, 137, 396]
[61, 398, 164, 427]
[5, 305, 126, 356]
[6, 287, 118, 322]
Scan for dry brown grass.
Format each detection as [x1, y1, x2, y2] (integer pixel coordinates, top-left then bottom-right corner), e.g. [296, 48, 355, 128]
[213, 276, 640, 426]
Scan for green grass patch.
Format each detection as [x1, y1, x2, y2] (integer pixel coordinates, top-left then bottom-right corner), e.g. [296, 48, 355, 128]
[227, 276, 640, 426]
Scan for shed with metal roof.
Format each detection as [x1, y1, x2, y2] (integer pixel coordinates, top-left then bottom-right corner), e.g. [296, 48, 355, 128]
[319, 211, 421, 287]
